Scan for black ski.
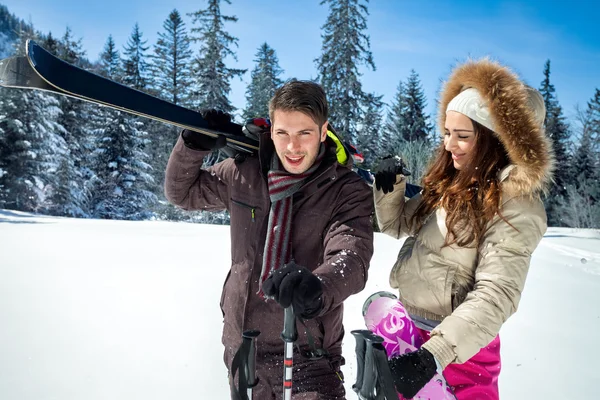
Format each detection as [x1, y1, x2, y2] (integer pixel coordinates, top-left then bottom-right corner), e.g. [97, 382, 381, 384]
[0, 40, 259, 153]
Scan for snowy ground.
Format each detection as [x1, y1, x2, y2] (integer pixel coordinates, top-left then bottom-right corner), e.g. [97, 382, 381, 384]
[1, 209, 599, 399]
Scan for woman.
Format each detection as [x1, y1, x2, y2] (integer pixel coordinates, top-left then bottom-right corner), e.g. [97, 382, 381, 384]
[373, 59, 554, 399]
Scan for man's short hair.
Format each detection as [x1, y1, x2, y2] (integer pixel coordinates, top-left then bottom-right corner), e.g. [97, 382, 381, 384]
[269, 79, 328, 127]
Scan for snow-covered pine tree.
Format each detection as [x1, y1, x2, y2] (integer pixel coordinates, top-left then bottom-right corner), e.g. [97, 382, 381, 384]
[539, 60, 571, 226]
[243, 42, 284, 120]
[355, 92, 383, 168]
[402, 70, 433, 142]
[122, 23, 150, 92]
[559, 89, 600, 228]
[149, 9, 195, 219]
[0, 30, 68, 213]
[151, 9, 193, 106]
[188, 0, 246, 114]
[383, 80, 407, 155]
[384, 70, 432, 150]
[46, 27, 93, 217]
[100, 35, 122, 80]
[90, 34, 156, 220]
[316, 0, 375, 143]
[41, 31, 60, 54]
[0, 5, 33, 58]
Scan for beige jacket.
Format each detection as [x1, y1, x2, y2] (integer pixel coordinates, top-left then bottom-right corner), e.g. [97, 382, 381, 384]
[375, 59, 555, 369]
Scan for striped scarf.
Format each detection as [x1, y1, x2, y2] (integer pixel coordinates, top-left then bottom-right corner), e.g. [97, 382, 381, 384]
[258, 145, 326, 297]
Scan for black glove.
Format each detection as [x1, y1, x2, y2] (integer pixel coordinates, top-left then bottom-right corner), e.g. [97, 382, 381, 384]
[202, 109, 233, 131]
[181, 129, 226, 151]
[181, 109, 243, 151]
[262, 262, 324, 319]
[374, 155, 411, 194]
[388, 348, 438, 399]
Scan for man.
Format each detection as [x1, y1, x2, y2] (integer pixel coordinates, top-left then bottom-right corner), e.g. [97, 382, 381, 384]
[164, 80, 374, 399]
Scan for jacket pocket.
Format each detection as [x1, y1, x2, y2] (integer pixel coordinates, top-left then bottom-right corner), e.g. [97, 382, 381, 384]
[443, 262, 459, 316]
[231, 198, 259, 222]
[390, 236, 416, 285]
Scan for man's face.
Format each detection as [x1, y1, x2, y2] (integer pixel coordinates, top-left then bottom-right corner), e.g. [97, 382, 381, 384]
[271, 110, 328, 174]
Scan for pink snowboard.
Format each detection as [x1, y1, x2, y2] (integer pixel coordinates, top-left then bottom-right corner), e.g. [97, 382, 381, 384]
[363, 291, 456, 400]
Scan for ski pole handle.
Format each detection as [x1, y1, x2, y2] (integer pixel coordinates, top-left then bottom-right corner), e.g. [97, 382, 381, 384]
[351, 330, 371, 395]
[281, 306, 297, 343]
[242, 330, 260, 399]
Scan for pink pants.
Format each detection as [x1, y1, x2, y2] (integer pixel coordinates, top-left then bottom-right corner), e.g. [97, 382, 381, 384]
[418, 329, 502, 400]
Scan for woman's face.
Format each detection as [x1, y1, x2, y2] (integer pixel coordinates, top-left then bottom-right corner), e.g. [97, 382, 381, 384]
[444, 111, 476, 170]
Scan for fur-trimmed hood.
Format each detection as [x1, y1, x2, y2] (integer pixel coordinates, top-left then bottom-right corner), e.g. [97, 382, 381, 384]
[438, 58, 555, 197]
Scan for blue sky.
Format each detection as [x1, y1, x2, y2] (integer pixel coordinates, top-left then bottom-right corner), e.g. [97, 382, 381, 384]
[5, 0, 600, 130]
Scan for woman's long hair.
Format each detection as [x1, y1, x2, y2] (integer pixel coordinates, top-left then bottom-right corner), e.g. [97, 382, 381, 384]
[411, 119, 511, 247]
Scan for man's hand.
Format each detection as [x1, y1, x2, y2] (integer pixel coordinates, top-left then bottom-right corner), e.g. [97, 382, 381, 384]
[262, 262, 323, 319]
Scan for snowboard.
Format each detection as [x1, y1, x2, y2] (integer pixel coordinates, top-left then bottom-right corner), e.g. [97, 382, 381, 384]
[362, 291, 456, 400]
[0, 40, 258, 154]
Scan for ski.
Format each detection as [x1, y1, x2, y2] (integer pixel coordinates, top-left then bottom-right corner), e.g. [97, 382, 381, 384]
[0, 40, 259, 153]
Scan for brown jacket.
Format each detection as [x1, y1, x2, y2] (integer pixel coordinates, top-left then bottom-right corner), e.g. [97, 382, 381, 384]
[375, 59, 554, 369]
[165, 133, 374, 368]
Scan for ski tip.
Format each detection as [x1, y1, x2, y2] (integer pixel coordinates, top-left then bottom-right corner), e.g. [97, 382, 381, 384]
[361, 291, 398, 317]
[26, 39, 39, 66]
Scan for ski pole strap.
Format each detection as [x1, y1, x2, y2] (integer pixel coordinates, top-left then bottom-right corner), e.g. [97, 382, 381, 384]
[294, 318, 343, 382]
[295, 317, 327, 360]
[230, 330, 261, 400]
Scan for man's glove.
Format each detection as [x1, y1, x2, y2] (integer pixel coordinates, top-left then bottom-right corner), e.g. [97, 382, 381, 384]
[202, 109, 234, 131]
[181, 109, 235, 151]
[181, 129, 227, 151]
[374, 155, 411, 194]
[262, 262, 323, 319]
[388, 347, 438, 399]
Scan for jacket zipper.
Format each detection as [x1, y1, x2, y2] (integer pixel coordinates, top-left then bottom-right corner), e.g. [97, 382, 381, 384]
[231, 199, 257, 222]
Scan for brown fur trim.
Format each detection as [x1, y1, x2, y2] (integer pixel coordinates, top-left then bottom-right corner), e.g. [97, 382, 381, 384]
[438, 58, 555, 196]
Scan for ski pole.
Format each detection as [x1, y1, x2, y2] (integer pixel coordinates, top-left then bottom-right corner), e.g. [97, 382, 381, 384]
[351, 330, 371, 395]
[281, 306, 297, 400]
[243, 330, 260, 400]
[230, 330, 260, 400]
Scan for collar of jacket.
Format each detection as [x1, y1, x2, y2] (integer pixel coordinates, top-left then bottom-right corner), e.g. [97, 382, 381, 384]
[257, 132, 346, 197]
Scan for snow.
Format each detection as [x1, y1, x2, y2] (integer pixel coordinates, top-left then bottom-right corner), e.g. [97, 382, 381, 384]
[1, 210, 599, 399]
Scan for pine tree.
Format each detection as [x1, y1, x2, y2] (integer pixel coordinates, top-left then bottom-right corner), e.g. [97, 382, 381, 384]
[539, 60, 571, 226]
[188, 0, 246, 113]
[91, 112, 156, 220]
[402, 70, 432, 142]
[151, 9, 193, 106]
[384, 70, 432, 151]
[383, 81, 407, 154]
[122, 23, 149, 91]
[100, 35, 122, 80]
[148, 9, 194, 212]
[243, 42, 284, 119]
[0, 31, 67, 213]
[355, 92, 383, 167]
[316, 0, 375, 143]
[560, 88, 600, 228]
[51, 27, 94, 216]
[90, 35, 157, 220]
[0, 5, 34, 57]
[58, 26, 84, 65]
[41, 31, 60, 54]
